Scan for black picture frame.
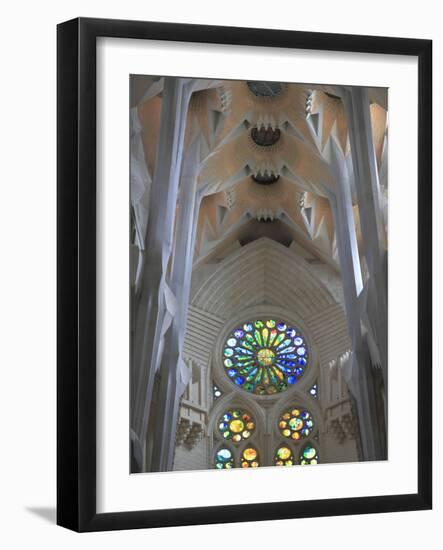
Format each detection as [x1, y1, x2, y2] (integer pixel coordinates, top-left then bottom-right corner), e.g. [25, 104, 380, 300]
[57, 17, 432, 532]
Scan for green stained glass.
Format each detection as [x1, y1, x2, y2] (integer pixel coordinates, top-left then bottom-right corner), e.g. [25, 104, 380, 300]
[218, 409, 255, 443]
[279, 407, 314, 441]
[222, 319, 309, 394]
[300, 445, 319, 465]
[274, 446, 294, 466]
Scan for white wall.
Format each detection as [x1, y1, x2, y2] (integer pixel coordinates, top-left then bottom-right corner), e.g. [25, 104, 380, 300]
[0, 0, 440, 548]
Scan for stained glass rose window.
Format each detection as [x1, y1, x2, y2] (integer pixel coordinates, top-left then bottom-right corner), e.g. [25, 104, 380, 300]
[278, 407, 314, 441]
[223, 319, 308, 394]
[218, 409, 255, 443]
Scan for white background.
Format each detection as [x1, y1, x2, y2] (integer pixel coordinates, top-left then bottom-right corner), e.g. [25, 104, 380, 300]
[0, 0, 441, 548]
[98, 38, 418, 513]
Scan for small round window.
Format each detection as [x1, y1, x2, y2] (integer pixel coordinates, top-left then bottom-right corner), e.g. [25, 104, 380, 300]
[218, 409, 255, 443]
[279, 407, 314, 441]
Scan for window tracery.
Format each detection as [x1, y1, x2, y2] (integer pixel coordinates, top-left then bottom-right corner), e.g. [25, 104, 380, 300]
[278, 407, 314, 441]
[218, 408, 255, 443]
[222, 319, 309, 395]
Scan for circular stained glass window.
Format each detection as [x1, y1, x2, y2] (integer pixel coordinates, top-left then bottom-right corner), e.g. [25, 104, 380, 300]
[223, 319, 309, 395]
[279, 407, 314, 441]
[218, 409, 255, 443]
[300, 445, 319, 465]
[241, 447, 259, 468]
[246, 81, 285, 98]
[274, 446, 294, 466]
[215, 448, 234, 469]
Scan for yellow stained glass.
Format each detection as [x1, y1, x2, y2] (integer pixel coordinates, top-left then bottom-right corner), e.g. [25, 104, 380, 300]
[223, 319, 309, 394]
[230, 419, 244, 433]
[279, 407, 314, 440]
[243, 448, 257, 461]
[277, 447, 291, 460]
[219, 408, 255, 442]
[257, 348, 275, 367]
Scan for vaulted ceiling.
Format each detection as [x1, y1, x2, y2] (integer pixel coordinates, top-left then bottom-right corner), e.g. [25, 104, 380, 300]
[136, 78, 388, 272]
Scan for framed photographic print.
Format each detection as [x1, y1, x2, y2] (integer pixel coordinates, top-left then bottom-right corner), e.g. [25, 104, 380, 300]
[57, 17, 432, 532]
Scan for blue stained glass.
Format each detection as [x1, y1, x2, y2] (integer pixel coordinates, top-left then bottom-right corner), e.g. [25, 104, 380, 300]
[281, 346, 296, 353]
[279, 407, 315, 441]
[223, 319, 309, 394]
[300, 444, 319, 465]
[294, 337, 303, 346]
[276, 338, 292, 351]
[309, 383, 318, 398]
[278, 359, 296, 366]
[215, 447, 235, 469]
[236, 347, 253, 355]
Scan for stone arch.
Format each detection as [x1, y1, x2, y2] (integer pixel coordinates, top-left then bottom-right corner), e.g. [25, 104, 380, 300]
[184, 237, 350, 370]
[208, 390, 267, 466]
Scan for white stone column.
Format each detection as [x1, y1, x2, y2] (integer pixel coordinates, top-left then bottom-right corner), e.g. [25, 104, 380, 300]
[326, 138, 383, 461]
[150, 138, 203, 471]
[342, 87, 388, 390]
[131, 77, 193, 470]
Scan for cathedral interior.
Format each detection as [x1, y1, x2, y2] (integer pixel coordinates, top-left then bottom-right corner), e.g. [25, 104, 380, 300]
[129, 76, 388, 473]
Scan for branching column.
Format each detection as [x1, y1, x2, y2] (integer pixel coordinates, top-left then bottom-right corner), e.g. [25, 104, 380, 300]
[342, 87, 388, 391]
[150, 139, 203, 471]
[131, 78, 192, 470]
[327, 138, 383, 461]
